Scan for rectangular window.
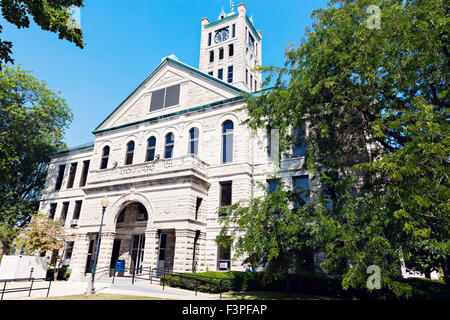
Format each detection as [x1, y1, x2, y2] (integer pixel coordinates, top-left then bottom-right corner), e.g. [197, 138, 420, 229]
[292, 127, 306, 157]
[208, 32, 212, 46]
[85, 233, 100, 273]
[218, 69, 223, 80]
[323, 184, 335, 210]
[232, 24, 236, 38]
[293, 176, 310, 207]
[150, 88, 165, 111]
[220, 181, 232, 208]
[246, 69, 248, 85]
[66, 162, 78, 189]
[158, 233, 167, 261]
[219, 47, 224, 60]
[227, 66, 233, 83]
[248, 32, 255, 50]
[150, 84, 181, 111]
[250, 75, 253, 91]
[61, 202, 69, 226]
[165, 84, 180, 108]
[49, 203, 57, 220]
[64, 241, 74, 266]
[73, 200, 82, 220]
[267, 179, 281, 193]
[209, 50, 214, 63]
[79, 160, 90, 187]
[229, 44, 234, 57]
[217, 238, 231, 271]
[255, 80, 257, 92]
[55, 164, 66, 191]
[195, 198, 203, 220]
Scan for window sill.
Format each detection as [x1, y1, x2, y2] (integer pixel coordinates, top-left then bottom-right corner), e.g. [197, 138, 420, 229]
[149, 104, 181, 115]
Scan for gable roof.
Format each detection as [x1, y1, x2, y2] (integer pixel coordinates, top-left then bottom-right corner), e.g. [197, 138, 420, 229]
[93, 57, 247, 133]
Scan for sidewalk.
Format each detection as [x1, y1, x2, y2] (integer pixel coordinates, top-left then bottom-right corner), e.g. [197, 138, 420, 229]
[1, 277, 223, 300]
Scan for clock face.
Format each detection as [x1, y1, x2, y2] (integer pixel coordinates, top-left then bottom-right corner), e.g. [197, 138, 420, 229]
[214, 28, 229, 44]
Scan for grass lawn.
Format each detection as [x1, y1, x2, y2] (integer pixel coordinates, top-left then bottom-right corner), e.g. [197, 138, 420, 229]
[34, 294, 174, 300]
[224, 291, 345, 300]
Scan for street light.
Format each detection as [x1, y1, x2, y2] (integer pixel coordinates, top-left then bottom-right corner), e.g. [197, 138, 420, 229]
[86, 196, 109, 295]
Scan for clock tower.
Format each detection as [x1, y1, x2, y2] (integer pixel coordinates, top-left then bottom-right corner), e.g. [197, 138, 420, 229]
[199, 3, 262, 92]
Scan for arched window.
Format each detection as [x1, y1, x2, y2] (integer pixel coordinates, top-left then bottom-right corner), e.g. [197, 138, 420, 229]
[222, 120, 234, 163]
[188, 127, 199, 156]
[164, 133, 175, 159]
[100, 146, 110, 169]
[125, 141, 135, 165]
[146, 137, 156, 162]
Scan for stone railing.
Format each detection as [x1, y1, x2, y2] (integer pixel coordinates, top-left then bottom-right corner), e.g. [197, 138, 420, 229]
[87, 154, 209, 185]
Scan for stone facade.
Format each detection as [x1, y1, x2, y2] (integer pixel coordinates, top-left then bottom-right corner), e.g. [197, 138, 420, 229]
[39, 5, 312, 281]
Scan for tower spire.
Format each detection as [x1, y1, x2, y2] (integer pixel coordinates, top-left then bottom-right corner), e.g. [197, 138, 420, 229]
[230, 0, 235, 12]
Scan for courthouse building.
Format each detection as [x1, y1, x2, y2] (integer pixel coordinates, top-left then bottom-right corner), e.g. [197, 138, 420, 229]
[39, 4, 310, 280]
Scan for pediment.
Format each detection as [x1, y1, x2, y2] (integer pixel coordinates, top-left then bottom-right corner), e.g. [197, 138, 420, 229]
[95, 58, 243, 133]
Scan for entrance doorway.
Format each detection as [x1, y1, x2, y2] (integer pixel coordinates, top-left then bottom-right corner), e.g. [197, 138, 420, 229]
[130, 234, 145, 274]
[110, 239, 121, 269]
[156, 230, 175, 277]
[85, 233, 99, 274]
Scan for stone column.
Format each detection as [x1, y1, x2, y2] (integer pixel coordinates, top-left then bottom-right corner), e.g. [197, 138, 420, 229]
[195, 232, 207, 272]
[142, 229, 159, 271]
[68, 233, 90, 281]
[96, 232, 116, 278]
[173, 229, 197, 273]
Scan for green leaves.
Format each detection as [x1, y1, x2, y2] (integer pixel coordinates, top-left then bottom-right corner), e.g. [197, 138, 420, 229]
[0, 0, 86, 66]
[0, 64, 72, 230]
[235, 0, 449, 297]
[217, 180, 316, 280]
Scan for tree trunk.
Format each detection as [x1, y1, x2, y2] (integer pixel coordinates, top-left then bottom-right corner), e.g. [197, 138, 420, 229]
[285, 272, 291, 293]
[424, 267, 431, 279]
[54, 247, 66, 281]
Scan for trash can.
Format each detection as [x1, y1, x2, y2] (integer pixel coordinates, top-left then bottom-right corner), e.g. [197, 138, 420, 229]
[115, 260, 125, 276]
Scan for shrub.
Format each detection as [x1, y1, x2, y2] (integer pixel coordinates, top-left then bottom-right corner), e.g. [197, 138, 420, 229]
[57, 266, 71, 280]
[161, 272, 235, 293]
[160, 271, 450, 299]
[46, 266, 71, 281]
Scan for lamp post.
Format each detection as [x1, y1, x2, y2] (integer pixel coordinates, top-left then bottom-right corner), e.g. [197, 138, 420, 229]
[86, 196, 109, 295]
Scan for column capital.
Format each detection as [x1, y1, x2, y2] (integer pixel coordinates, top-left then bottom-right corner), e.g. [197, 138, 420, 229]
[75, 233, 89, 241]
[145, 229, 159, 238]
[101, 232, 116, 240]
[175, 229, 197, 238]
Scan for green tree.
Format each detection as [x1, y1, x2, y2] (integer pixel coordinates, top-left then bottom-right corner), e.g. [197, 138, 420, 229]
[0, 0, 85, 67]
[0, 222, 18, 255]
[221, 0, 448, 297]
[0, 65, 72, 245]
[217, 181, 315, 292]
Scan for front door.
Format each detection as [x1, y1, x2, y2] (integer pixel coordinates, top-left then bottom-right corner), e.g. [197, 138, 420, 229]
[130, 234, 145, 274]
[85, 233, 99, 274]
[156, 233, 167, 277]
[110, 239, 121, 269]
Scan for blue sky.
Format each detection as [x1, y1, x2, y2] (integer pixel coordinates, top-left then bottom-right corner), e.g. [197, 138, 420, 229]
[2, 0, 328, 147]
